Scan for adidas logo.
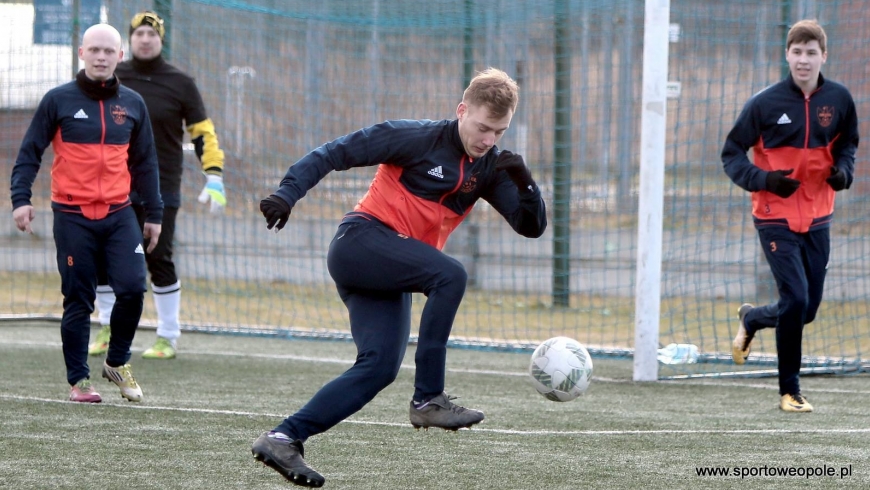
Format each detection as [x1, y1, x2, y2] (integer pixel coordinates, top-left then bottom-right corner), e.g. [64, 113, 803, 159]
[427, 166, 444, 178]
[74, 109, 88, 119]
[777, 113, 791, 125]
[134, 243, 144, 254]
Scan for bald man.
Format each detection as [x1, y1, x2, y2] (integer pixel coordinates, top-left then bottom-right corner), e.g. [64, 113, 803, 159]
[10, 23, 163, 403]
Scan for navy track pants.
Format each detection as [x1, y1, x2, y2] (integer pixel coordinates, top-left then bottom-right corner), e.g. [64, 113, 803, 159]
[53, 207, 147, 385]
[275, 215, 467, 440]
[96, 205, 179, 288]
[743, 225, 829, 395]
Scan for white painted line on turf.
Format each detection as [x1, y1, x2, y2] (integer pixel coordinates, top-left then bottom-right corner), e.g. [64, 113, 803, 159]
[0, 394, 289, 418]
[2, 394, 869, 437]
[3, 339, 870, 394]
[474, 427, 870, 436]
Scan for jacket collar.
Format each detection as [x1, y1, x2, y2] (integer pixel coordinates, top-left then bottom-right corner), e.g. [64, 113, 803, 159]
[786, 72, 826, 95]
[75, 69, 120, 101]
[129, 54, 166, 74]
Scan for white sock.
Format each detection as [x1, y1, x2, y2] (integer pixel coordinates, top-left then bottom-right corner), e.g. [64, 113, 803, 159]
[152, 281, 181, 346]
[269, 432, 291, 441]
[95, 285, 115, 326]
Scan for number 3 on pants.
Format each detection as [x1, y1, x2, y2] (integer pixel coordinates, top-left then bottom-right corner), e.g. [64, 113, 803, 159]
[769, 241, 777, 253]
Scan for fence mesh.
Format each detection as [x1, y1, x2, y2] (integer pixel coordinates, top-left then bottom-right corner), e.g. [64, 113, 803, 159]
[2, 0, 868, 377]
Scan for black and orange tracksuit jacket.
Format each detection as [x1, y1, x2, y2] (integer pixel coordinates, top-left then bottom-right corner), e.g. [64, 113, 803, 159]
[722, 73, 859, 233]
[11, 71, 162, 223]
[273, 119, 547, 250]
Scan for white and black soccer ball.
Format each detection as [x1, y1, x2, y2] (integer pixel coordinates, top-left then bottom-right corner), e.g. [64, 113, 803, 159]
[529, 336, 593, 402]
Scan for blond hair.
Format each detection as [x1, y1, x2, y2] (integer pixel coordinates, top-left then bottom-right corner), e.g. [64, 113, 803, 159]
[462, 68, 519, 118]
[787, 19, 827, 53]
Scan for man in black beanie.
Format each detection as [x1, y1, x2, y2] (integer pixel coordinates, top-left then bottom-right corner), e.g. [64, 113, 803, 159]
[89, 11, 227, 360]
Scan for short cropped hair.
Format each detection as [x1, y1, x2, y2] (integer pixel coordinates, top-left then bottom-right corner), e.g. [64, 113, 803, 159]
[787, 19, 827, 53]
[462, 68, 519, 119]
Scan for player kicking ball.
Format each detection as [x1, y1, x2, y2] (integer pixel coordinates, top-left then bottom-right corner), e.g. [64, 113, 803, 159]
[251, 68, 547, 486]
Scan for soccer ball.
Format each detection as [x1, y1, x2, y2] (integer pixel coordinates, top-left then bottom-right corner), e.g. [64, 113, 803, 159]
[528, 336, 593, 402]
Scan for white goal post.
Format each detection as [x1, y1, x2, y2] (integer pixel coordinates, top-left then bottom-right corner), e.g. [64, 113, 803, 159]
[634, 0, 670, 381]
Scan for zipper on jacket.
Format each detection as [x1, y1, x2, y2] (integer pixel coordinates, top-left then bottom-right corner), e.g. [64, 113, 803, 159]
[433, 155, 469, 237]
[438, 155, 468, 206]
[799, 89, 819, 232]
[801, 85, 822, 148]
[99, 98, 106, 206]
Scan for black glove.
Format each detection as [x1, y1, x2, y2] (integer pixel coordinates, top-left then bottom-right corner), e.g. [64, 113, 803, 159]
[765, 169, 800, 198]
[259, 194, 292, 230]
[495, 150, 536, 192]
[826, 166, 848, 191]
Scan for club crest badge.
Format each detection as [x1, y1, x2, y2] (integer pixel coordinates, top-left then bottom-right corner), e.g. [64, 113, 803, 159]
[111, 105, 128, 125]
[461, 174, 478, 193]
[817, 106, 834, 127]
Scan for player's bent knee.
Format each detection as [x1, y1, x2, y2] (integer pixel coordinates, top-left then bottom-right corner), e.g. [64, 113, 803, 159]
[434, 261, 468, 295]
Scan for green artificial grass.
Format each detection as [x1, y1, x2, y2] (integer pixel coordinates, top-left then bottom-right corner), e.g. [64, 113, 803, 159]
[1, 322, 868, 489]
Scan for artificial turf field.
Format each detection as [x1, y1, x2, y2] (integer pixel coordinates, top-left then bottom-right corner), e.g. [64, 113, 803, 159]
[1, 321, 868, 489]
